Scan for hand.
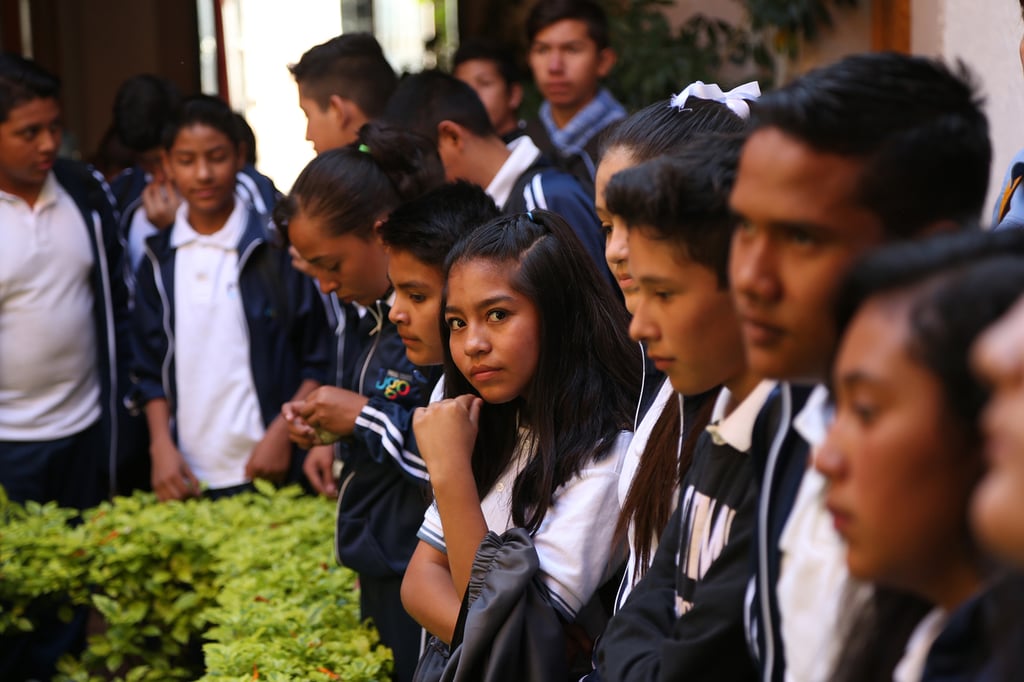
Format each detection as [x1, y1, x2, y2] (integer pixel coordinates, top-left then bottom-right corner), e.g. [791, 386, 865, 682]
[245, 421, 292, 483]
[150, 439, 200, 502]
[303, 444, 338, 497]
[141, 177, 181, 228]
[296, 386, 369, 438]
[412, 394, 482, 483]
[282, 399, 318, 449]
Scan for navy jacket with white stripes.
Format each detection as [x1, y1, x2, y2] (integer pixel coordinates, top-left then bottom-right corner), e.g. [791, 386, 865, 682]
[129, 203, 329, 449]
[331, 296, 440, 578]
[52, 159, 132, 500]
[502, 156, 615, 290]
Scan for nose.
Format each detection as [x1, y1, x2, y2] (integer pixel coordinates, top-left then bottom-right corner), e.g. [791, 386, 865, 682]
[606, 223, 629, 269]
[547, 50, 564, 73]
[814, 422, 847, 481]
[39, 126, 59, 154]
[730, 227, 781, 306]
[195, 156, 214, 182]
[628, 298, 657, 343]
[317, 278, 338, 295]
[463, 323, 491, 356]
[389, 301, 408, 326]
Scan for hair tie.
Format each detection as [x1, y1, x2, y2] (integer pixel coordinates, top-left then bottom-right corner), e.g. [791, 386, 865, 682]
[669, 80, 761, 120]
[526, 210, 535, 223]
[358, 143, 371, 154]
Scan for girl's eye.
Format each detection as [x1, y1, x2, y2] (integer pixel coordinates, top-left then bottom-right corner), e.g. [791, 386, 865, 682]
[409, 293, 426, 304]
[600, 222, 612, 239]
[486, 310, 508, 323]
[446, 317, 465, 331]
[654, 291, 673, 301]
[849, 400, 877, 425]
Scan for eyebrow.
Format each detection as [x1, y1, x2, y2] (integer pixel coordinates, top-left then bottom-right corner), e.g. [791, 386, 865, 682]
[396, 279, 432, 291]
[445, 293, 516, 315]
[837, 369, 882, 391]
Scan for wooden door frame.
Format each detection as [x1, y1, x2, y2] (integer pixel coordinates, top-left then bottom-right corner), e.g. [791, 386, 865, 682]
[872, 0, 911, 52]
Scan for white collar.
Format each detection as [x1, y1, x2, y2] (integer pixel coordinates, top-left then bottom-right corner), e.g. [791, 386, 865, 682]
[0, 171, 60, 209]
[792, 384, 832, 450]
[705, 380, 777, 452]
[170, 195, 245, 250]
[485, 135, 542, 209]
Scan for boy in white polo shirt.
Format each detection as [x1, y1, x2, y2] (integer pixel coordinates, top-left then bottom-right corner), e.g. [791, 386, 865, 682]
[0, 54, 128, 512]
[0, 53, 129, 682]
[131, 94, 328, 500]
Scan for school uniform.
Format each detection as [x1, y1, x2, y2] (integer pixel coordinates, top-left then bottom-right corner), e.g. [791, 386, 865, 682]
[0, 160, 128, 509]
[592, 381, 775, 682]
[0, 159, 127, 682]
[419, 428, 631, 625]
[486, 134, 612, 286]
[329, 293, 441, 682]
[130, 198, 329, 490]
[745, 384, 870, 682]
[524, 87, 627, 198]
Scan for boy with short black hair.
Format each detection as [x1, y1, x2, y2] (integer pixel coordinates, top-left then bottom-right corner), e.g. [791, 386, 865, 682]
[453, 40, 525, 144]
[0, 51, 128, 681]
[289, 33, 397, 154]
[379, 180, 500, 369]
[589, 133, 771, 681]
[728, 52, 991, 682]
[132, 94, 327, 500]
[382, 70, 610, 282]
[524, 0, 624, 195]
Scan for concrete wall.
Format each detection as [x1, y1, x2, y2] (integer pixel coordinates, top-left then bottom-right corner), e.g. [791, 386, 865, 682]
[915, 0, 1024, 224]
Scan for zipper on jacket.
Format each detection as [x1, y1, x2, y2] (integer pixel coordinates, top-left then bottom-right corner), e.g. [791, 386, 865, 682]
[146, 246, 176, 427]
[757, 382, 792, 682]
[91, 210, 119, 498]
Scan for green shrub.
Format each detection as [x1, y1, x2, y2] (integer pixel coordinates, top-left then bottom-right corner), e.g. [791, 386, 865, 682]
[0, 483, 391, 682]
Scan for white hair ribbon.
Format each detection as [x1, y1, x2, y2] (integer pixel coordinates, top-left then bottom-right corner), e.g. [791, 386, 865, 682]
[669, 80, 762, 120]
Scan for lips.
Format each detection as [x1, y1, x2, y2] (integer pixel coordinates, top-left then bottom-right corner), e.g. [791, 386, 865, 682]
[647, 355, 673, 372]
[824, 499, 851, 537]
[739, 314, 785, 346]
[469, 365, 501, 382]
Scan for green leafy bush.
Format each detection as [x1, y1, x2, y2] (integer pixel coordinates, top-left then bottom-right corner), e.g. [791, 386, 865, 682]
[0, 483, 391, 682]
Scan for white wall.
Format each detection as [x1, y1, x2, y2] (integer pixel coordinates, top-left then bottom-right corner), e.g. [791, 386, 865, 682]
[915, 0, 1024, 224]
[222, 0, 343, 192]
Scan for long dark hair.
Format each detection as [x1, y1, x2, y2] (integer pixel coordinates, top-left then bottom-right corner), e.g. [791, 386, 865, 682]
[441, 210, 639, 533]
[276, 121, 444, 239]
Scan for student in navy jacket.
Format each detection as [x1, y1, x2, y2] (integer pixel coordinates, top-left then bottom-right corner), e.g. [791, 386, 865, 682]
[728, 53, 991, 682]
[0, 53, 132, 682]
[278, 122, 446, 682]
[131, 96, 328, 500]
[381, 70, 612, 286]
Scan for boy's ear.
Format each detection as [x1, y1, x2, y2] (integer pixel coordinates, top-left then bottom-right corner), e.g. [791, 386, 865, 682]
[508, 82, 524, 111]
[327, 94, 352, 130]
[437, 120, 466, 151]
[596, 47, 617, 79]
[159, 150, 173, 181]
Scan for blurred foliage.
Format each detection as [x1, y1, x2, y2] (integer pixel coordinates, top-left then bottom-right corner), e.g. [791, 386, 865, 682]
[0, 483, 391, 682]
[465, 0, 859, 114]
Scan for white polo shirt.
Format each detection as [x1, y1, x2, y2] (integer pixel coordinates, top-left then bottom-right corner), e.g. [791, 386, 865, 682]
[0, 173, 101, 440]
[171, 199, 265, 488]
[418, 428, 630, 621]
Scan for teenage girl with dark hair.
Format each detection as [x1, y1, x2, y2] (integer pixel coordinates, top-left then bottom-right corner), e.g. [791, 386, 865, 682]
[818, 230, 1024, 681]
[277, 121, 444, 682]
[403, 210, 639, 677]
